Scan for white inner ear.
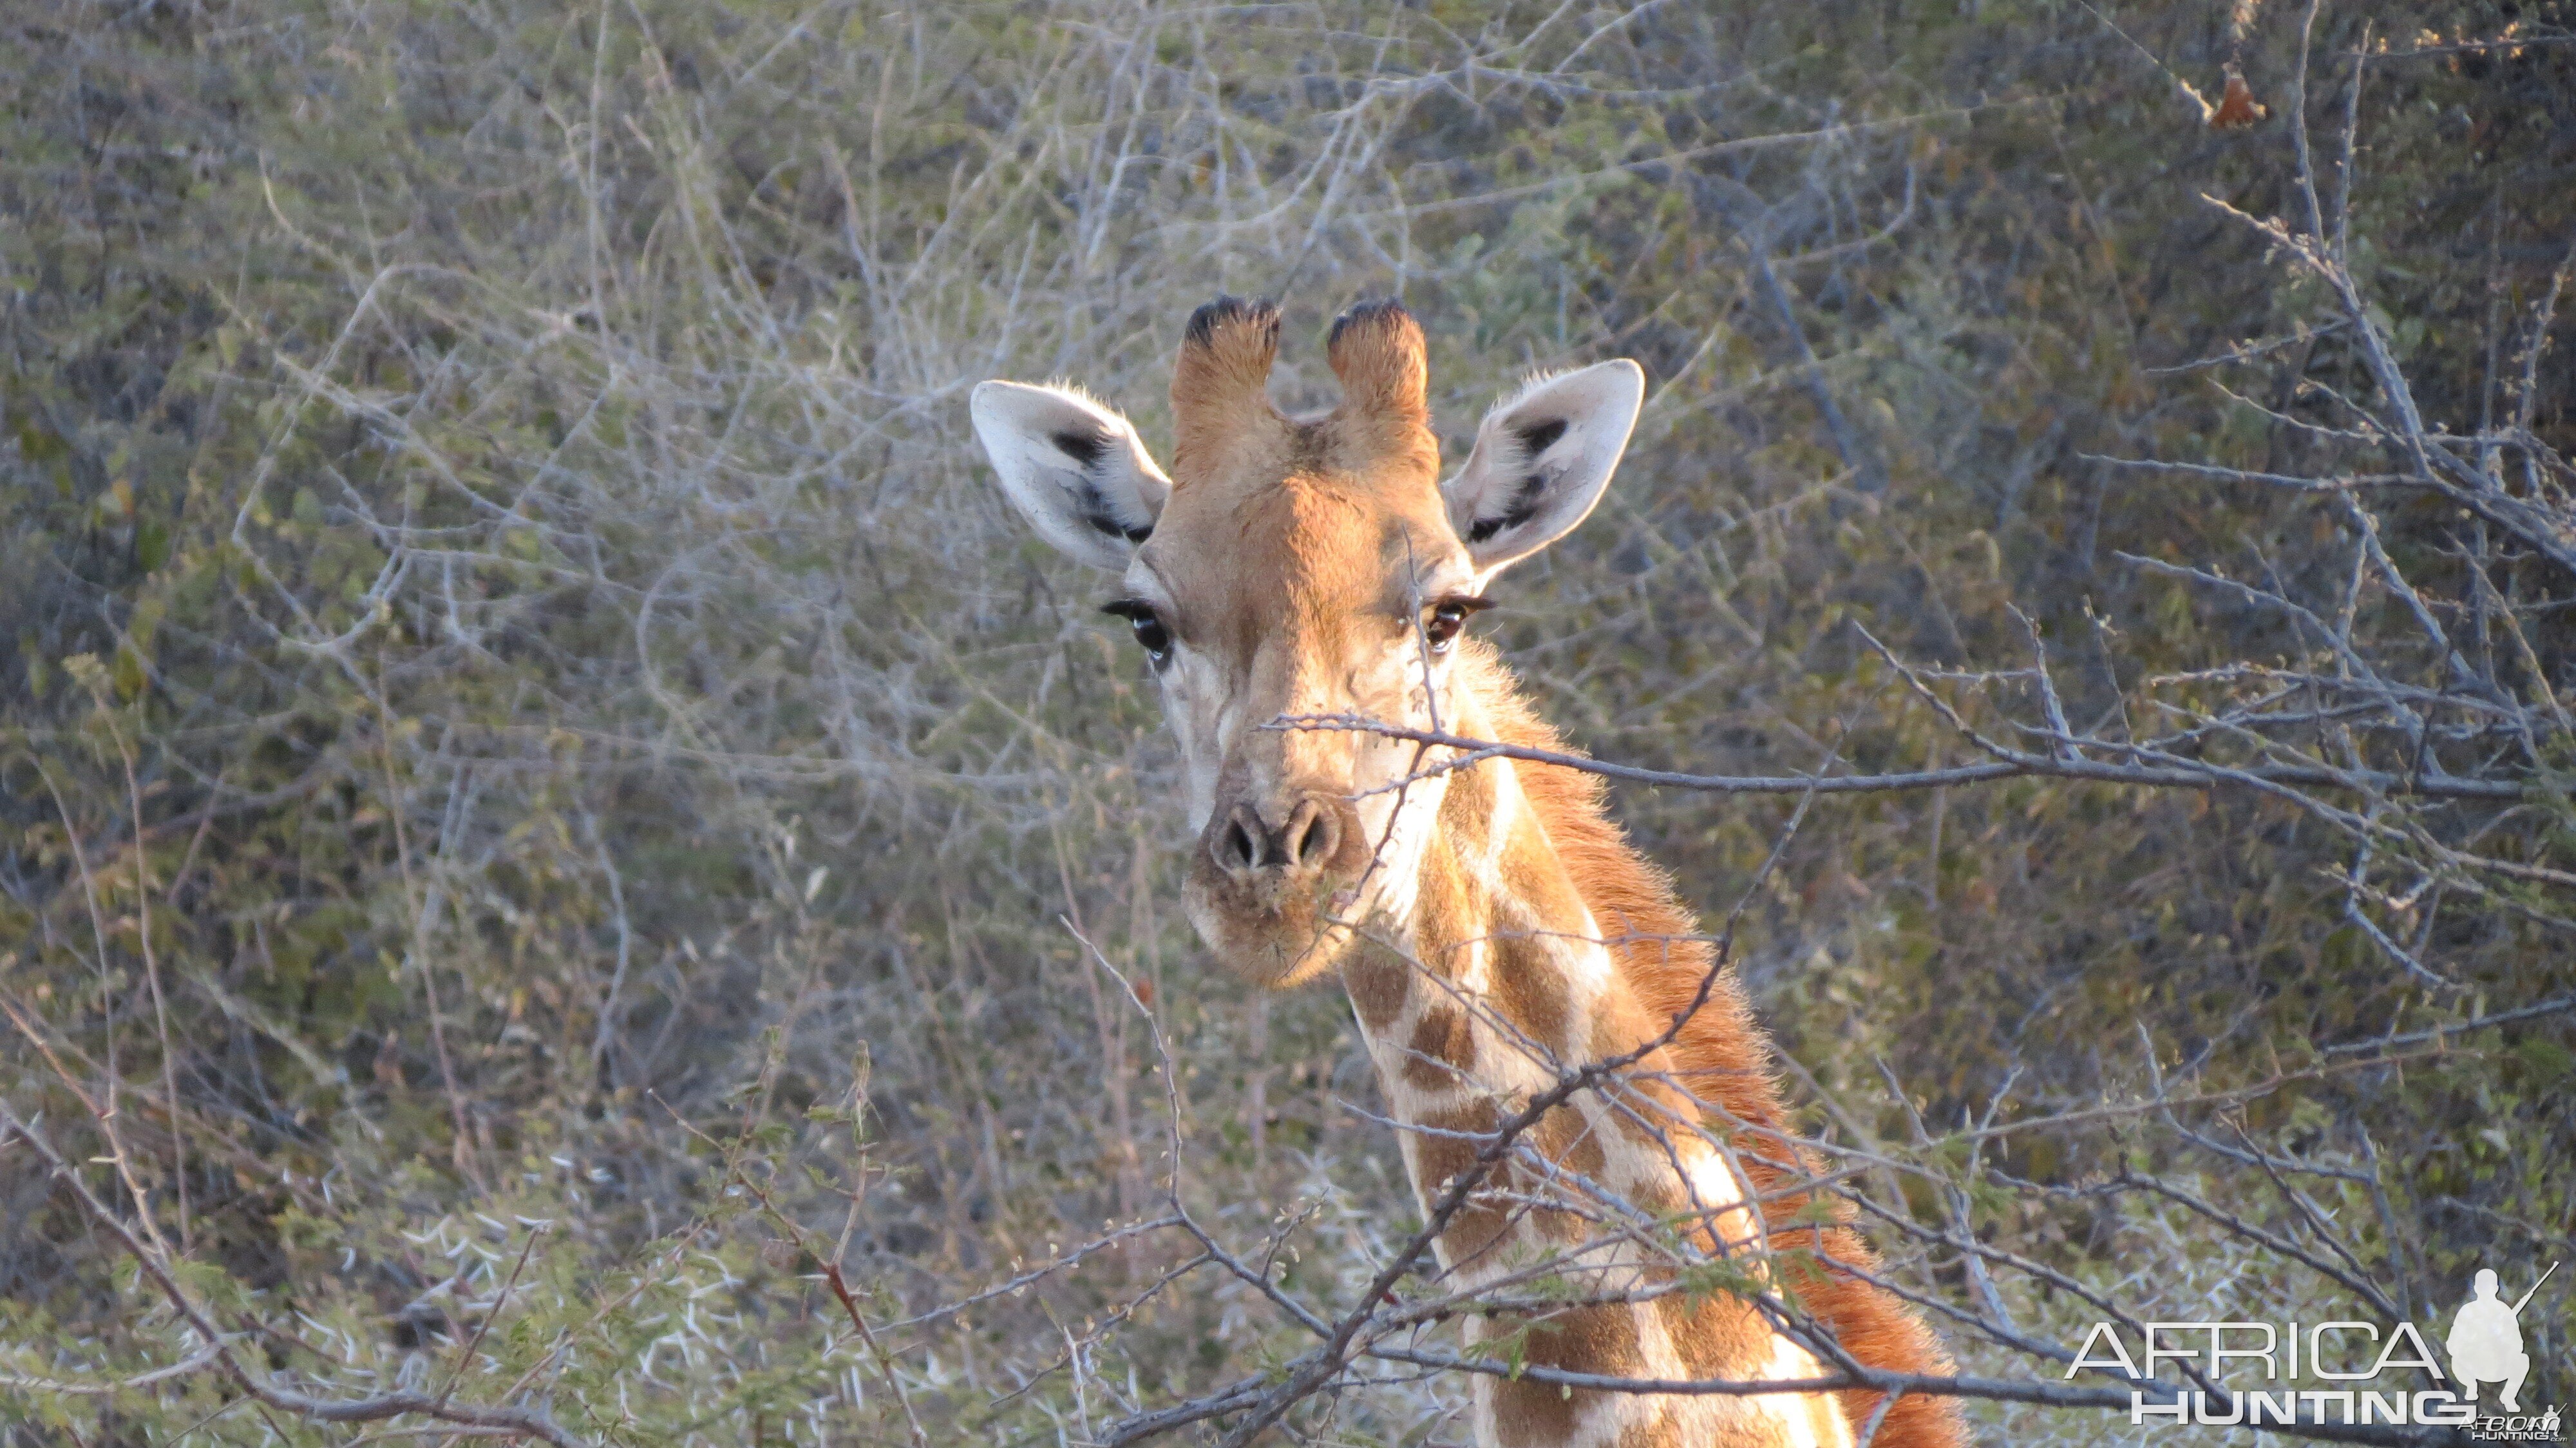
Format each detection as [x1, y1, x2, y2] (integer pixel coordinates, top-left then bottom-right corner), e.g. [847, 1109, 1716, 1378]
[971, 381, 1171, 571]
[1441, 359, 1645, 573]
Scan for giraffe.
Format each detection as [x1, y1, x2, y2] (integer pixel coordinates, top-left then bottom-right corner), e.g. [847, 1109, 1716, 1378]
[971, 297, 1967, 1448]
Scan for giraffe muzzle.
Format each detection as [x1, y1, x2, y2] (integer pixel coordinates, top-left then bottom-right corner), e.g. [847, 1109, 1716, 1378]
[1184, 790, 1369, 989]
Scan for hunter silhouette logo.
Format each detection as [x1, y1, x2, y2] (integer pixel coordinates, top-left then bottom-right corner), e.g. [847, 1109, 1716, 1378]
[2450, 1264, 2548, 1412]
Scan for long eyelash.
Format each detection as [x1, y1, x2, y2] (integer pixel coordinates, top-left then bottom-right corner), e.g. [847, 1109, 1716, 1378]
[1435, 594, 1498, 614]
[1100, 598, 1156, 620]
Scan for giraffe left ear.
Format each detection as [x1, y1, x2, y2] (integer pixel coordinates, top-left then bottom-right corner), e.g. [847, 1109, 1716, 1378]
[1441, 360, 1645, 573]
[972, 381, 1171, 571]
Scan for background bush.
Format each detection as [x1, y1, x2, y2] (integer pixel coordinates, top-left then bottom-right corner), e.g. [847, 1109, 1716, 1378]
[3, 1, 2570, 1443]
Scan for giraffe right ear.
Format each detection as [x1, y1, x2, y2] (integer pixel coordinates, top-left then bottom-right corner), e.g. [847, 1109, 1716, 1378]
[971, 381, 1171, 571]
[1441, 361, 1645, 574]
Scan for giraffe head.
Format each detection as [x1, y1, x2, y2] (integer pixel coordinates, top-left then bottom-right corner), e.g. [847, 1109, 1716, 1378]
[973, 298, 1644, 989]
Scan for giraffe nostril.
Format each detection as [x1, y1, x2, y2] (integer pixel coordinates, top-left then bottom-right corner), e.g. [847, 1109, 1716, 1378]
[1287, 801, 1336, 870]
[1218, 808, 1265, 874]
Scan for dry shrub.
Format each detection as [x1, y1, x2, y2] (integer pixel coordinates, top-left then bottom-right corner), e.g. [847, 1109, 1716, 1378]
[2, 1, 2569, 1443]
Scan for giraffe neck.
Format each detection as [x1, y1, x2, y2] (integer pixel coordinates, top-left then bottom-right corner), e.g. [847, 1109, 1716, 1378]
[1340, 671, 1855, 1448]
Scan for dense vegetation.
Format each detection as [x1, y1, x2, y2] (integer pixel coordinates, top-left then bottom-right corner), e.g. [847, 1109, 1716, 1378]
[3, 1, 2570, 1443]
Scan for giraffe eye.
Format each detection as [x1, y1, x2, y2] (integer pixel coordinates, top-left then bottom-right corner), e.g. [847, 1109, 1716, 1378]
[1130, 614, 1172, 660]
[1420, 595, 1493, 654]
[1102, 600, 1172, 665]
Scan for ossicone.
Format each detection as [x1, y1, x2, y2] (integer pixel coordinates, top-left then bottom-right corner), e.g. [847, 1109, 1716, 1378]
[1171, 294, 1283, 472]
[1325, 298, 1428, 428]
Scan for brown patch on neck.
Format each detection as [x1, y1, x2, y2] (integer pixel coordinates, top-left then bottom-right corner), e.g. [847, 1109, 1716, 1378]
[1480, 1302, 1644, 1447]
[1401, 770, 1486, 986]
[1408, 1099, 1513, 1260]
[1484, 929, 1575, 1053]
[1342, 940, 1412, 1031]
[1401, 1003, 1477, 1091]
